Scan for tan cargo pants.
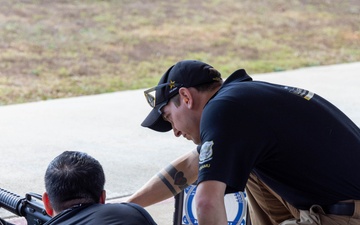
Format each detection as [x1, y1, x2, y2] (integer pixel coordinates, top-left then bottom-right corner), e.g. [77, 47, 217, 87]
[246, 173, 360, 225]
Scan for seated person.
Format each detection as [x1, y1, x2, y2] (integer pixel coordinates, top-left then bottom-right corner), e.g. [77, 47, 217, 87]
[42, 151, 157, 225]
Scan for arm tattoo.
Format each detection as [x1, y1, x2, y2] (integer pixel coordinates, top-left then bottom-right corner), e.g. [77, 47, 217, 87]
[157, 173, 177, 196]
[165, 165, 189, 190]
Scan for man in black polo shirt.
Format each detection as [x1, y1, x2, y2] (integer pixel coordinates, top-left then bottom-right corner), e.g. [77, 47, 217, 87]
[128, 60, 360, 224]
[42, 151, 157, 225]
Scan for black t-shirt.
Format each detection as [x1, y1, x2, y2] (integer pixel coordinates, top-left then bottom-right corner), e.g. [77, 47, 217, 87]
[197, 69, 360, 209]
[44, 203, 157, 225]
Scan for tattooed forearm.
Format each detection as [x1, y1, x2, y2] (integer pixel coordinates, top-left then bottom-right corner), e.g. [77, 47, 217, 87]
[157, 172, 177, 196]
[156, 164, 190, 196]
[156, 149, 198, 196]
[165, 164, 189, 190]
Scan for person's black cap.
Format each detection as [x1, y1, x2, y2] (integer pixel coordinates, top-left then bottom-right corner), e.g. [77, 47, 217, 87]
[141, 60, 222, 132]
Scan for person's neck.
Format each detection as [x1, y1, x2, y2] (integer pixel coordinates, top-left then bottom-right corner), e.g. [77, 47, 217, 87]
[190, 87, 220, 114]
[202, 87, 221, 107]
[54, 199, 96, 216]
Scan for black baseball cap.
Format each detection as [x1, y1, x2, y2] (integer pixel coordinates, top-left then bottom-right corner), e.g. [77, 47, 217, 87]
[141, 60, 222, 132]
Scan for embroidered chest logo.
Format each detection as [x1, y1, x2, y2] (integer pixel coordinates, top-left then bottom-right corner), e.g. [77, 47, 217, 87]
[199, 141, 214, 164]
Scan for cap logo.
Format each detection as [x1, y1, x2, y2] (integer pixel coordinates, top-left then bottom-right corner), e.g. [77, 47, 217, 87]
[213, 77, 222, 81]
[169, 80, 176, 89]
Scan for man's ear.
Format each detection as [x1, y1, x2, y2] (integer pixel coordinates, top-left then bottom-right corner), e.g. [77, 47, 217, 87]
[179, 88, 193, 108]
[99, 190, 106, 204]
[42, 192, 54, 216]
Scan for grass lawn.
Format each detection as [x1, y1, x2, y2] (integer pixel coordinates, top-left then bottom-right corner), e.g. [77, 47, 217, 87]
[0, 0, 359, 105]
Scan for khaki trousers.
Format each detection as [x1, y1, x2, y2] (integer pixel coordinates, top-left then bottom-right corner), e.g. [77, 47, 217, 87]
[245, 173, 360, 225]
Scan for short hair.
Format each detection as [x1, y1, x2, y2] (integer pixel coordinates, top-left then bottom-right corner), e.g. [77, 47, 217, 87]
[44, 151, 105, 212]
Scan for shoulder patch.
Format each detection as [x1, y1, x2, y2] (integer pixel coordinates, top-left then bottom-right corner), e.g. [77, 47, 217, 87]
[199, 141, 214, 163]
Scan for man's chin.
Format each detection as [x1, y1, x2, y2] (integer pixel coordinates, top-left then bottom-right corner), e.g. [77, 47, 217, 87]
[184, 135, 200, 145]
[191, 138, 201, 145]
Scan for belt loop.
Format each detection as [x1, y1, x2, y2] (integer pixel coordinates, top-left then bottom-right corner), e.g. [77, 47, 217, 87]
[353, 200, 360, 218]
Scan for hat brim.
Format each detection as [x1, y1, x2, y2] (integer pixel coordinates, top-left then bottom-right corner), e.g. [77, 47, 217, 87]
[141, 108, 172, 132]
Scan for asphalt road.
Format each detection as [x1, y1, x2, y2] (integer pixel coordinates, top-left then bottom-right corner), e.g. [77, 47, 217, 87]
[1, 62, 359, 222]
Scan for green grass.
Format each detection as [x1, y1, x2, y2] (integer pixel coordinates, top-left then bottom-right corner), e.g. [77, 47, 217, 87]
[0, 0, 359, 105]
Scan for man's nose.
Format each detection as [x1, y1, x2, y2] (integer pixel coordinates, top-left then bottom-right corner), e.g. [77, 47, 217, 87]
[173, 127, 182, 137]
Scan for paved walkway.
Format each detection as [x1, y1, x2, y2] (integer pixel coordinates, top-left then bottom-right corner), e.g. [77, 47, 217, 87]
[1, 62, 360, 225]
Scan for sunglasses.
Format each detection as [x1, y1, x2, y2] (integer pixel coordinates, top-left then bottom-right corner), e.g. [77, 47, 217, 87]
[144, 82, 183, 108]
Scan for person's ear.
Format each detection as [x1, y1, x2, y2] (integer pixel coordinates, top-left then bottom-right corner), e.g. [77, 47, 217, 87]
[42, 192, 54, 216]
[179, 88, 192, 108]
[99, 190, 106, 204]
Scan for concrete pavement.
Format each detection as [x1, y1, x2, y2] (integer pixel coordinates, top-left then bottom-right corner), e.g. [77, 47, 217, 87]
[1, 62, 360, 224]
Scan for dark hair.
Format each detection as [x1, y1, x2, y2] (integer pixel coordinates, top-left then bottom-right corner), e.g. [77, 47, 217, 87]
[194, 68, 223, 92]
[44, 151, 105, 212]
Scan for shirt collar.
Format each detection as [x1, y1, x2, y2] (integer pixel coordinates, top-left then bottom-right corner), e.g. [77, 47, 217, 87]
[223, 69, 252, 85]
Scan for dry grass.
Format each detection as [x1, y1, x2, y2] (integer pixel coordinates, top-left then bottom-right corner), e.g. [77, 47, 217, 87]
[0, 0, 359, 105]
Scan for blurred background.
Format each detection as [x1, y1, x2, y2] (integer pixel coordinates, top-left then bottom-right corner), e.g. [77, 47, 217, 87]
[0, 0, 359, 106]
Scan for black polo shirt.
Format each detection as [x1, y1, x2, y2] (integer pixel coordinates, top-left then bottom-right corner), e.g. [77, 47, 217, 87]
[197, 69, 360, 209]
[44, 203, 157, 225]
